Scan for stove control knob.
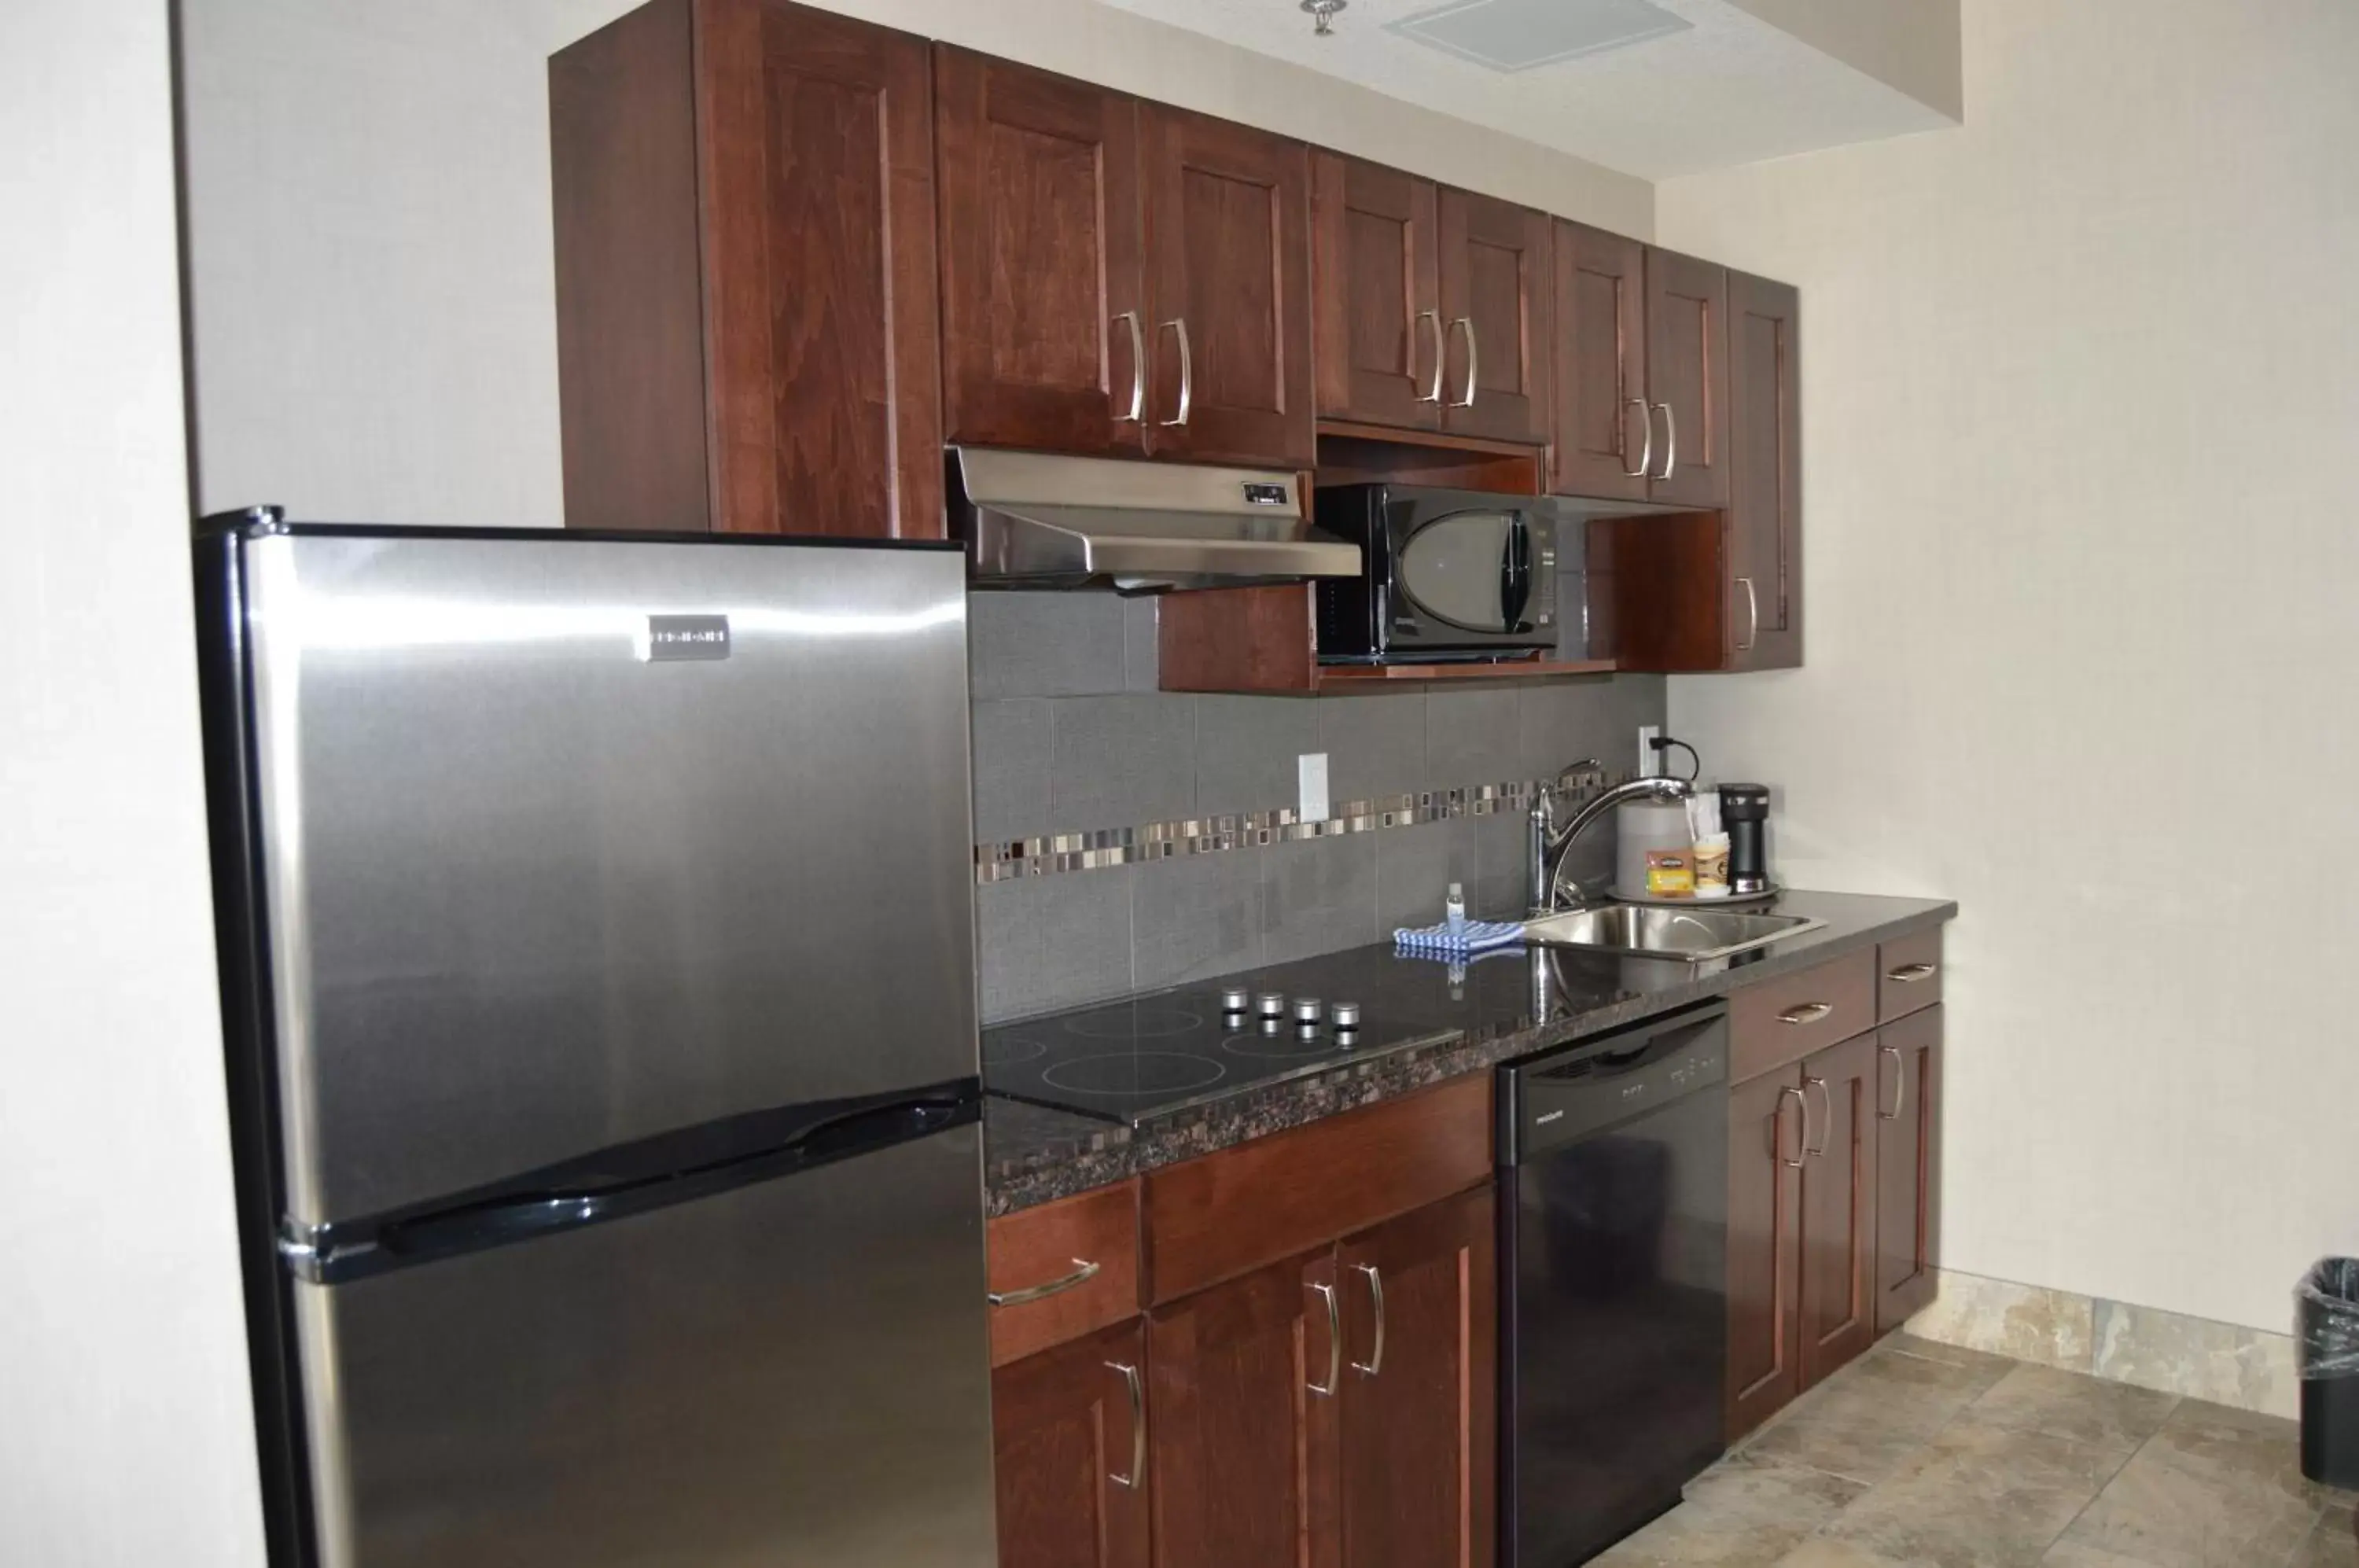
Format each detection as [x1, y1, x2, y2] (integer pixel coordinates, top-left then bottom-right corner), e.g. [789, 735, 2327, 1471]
[1291, 996, 1323, 1025]
[1256, 992, 1287, 1021]
[1220, 987, 1252, 1015]
[1329, 1002, 1361, 1031]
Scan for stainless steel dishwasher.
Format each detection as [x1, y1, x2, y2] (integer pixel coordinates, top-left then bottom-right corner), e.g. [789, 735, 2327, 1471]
[1498, 1001, 1730, 1566]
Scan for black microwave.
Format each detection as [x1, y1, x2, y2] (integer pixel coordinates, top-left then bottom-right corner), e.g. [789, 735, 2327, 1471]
[1313, 484, 1560, 661]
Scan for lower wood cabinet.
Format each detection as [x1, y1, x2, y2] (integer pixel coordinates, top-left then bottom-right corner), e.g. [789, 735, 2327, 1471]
[994, 1319, 1154, 1568]
[1874, 1006, 1945, 1331]
[1797, 1030, 1880, 1387]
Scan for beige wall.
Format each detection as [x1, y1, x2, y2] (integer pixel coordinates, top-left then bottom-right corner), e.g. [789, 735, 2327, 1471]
[182, 0, 1651, 527]
[0, 2, 267, 1562]
[1658, 0, 2359, 1334]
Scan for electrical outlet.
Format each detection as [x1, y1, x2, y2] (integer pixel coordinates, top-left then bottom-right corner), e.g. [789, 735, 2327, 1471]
[1638, 725, 1661, 778]
[1298, 753, 1330, 823]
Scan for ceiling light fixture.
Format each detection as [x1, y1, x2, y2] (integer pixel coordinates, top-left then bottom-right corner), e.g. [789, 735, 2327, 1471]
[1301, 0, 1348, 38]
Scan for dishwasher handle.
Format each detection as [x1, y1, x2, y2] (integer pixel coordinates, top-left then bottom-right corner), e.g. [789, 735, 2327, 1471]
[1499, 1003, 1728, 1163]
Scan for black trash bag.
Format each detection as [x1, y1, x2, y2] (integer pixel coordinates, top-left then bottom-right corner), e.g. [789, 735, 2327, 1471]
[2298, 1257, 2359, 1379]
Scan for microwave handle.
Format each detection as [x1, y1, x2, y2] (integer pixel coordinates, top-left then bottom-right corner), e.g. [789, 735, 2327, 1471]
[1500, 515, 1533, 633]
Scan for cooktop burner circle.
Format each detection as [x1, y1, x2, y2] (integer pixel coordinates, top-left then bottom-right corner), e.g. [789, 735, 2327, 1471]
[1040, 1052, 1226, 1098]
[982, 1035, 1047, 1066]
[1063, 1007, 1205, 1040]
[1220, 1029, 1341, 1058]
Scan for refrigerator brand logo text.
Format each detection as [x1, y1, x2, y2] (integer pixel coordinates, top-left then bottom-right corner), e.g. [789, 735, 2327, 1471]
[640, 614, 732, 663]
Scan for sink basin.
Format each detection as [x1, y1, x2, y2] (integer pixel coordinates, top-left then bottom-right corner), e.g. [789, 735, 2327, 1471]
[1522, 904, 1824, 963]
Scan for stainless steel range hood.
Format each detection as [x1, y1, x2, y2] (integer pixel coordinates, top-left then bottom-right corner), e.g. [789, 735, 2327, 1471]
[949, 446, 1360, 592]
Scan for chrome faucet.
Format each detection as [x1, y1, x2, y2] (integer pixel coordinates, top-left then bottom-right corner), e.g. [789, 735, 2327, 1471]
[1528, 763, 1693, 915]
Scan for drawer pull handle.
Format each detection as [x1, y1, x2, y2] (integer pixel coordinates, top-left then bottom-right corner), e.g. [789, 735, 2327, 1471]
[988, 1257, 1099, 1308]
[1308, 1281, 1341, 1396]
[1776, 1084, 1808, 1170]
[1886, 963, 1938, 984]
[1105, 1360, 1146, 1489]
[1879, 1043, 1907, 1121]
[1778, 1001, 1835, 1026]
[1804, 1075, 1831, 1157]
[1350, 1264, 1386, 1378]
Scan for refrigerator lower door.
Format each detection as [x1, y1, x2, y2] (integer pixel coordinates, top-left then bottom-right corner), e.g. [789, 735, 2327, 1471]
[290, 1124, 993, 1568]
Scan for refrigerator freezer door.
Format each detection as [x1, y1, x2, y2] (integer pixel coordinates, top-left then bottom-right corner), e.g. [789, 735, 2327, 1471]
[239, 532, 976, 1228]
[293, 1121, 995, 1568]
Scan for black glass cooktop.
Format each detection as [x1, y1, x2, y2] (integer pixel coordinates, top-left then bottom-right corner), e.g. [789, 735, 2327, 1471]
[982, 981, 1450, 1127]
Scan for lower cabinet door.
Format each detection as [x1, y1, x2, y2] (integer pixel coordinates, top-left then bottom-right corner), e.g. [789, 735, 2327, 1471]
[1875, 1007, 1945, 1331]
[994, 1320, 1153, 1568]
[1148, 1250, 1341, 1568]
[1727, 1067, 1805, 1439]
[1336, 1187, 1496, 1568]
[1798, 1032, 1881, 1386]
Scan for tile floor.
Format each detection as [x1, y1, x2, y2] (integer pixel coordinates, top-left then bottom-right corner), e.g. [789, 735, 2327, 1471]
[1595, 1334, 2357, 1567]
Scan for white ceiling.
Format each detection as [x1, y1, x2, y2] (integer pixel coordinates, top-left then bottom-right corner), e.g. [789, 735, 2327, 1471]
[1091, 0, 1957, 180]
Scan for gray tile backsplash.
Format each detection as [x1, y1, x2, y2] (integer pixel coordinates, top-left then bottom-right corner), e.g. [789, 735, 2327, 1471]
[967, 587, 1667, 1021]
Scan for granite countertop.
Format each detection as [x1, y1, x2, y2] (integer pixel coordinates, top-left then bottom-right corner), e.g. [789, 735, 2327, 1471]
[983, 888, 1955, 1216]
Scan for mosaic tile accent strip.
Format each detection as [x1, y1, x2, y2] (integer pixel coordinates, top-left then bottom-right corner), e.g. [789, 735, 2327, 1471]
[974, 773, 1621, 884]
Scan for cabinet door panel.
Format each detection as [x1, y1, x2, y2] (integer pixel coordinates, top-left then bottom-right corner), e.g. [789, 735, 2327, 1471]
[1875, 1007, 1945, 1333]
[1149, 1250, 1341, 1568]
[696, 0, 942, 536]
[1313, 153, 1439, 429]
[995, 1320, 1153, 1568]
[1438, 190, 1552, 444]
[1337, 1187, 1495, 1568]
[936, 47, 1145, 457]
[1728, 271, 1801, 669]
[1551, 221, 1649, 502]
[1728, 1068, 1804, 1440]
[1143, 107, 1315, 469]
[1798, 1032, 1879, 1386]
[1643, 248, 1731, 509]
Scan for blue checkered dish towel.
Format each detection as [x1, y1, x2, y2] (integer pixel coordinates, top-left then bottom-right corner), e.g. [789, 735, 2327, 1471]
[1393, 918, 1527, 957]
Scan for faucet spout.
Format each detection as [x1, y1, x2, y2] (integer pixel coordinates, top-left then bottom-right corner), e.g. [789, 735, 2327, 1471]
[1530, 774, 1694, 914]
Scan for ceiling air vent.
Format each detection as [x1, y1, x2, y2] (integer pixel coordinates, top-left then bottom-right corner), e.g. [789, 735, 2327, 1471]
[1386, 0, 1693, 72]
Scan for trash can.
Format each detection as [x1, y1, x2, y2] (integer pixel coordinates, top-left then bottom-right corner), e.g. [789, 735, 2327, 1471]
[2298, 1258, 2359, 1489]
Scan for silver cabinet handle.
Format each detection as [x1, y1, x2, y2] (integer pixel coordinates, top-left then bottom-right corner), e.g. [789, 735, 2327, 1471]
[1450, 317, 1478, 407]
[1157, 317, 1192, 427]
[987, 1257, 1099, 1307]
[1735, 576, 1760, 652]
[1350, 1264, 1386, 1377]
[1879, 1043, 1906, 1122]
[1805, 1075, 1831, 1157]
[1776, 1084, 1808, 1171]
[1307, 1280, 1341, 1396]
[1886, 963, 1938, 984]
[1777, 1001, 1833, 1027]
[1416, 311, 1444, 403]
[1652, 401, 1677, 480]
[1104, 1360, 1146, 1489]
[1621, 396, 1651, 477]
[1114, 311, 1146, 423]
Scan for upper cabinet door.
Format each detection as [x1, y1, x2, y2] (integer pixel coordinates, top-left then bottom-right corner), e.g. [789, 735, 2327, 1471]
[935, 47, 1146, 458]
[1643, 248, 1732, 508]
[694, 0, 944, 536]
[1727, 271, 1801, 670]
[1140, 105, 1316, 469]
[1312, 153, 1441, 432]
[1550, 220, 1649, 502]
[1437, 188, 1553, 445]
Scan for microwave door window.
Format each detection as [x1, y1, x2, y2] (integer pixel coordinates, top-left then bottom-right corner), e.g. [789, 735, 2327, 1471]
[1399, 511, 1514, 634]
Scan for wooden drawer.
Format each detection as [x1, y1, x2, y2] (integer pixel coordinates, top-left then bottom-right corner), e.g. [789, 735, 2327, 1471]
[986, 1180, 1141, 1367]
[1731, 948, 1877, 1082]
[1143, 1074, 1492, 1305]
[1877, 927, 1945, 1023]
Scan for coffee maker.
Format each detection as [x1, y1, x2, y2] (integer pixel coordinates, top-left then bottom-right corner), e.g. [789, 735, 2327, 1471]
[1719, 782, 1772, 894]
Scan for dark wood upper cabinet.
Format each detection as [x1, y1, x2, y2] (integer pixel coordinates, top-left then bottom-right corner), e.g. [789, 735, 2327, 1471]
[1149, 1250, 1341, 1568]
[1875, 1007, 1945, 1333]
[1437, 188, 1553, 445]
[1140, 106, 1316, 469]
[1643, 247, 1732, 509]
[1727, 270, 1802, 670]
[1797, 1031, 1880, 1389]
[550, 0, 944, 538]
[994, 1319, 1153, 1568]
[1312, 153, 1441, 431]
[1335, 1187, 1496, 1568]
[1550, 220, 1650, 502]
[935, 47, 1146, 458]
[1727, 1066, 1804, 1440]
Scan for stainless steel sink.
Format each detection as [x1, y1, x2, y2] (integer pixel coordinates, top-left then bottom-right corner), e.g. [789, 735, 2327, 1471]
[1522, 904, 1824, 963]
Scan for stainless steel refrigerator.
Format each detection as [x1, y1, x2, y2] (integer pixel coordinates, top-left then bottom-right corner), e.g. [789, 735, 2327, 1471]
[195, 515, 995, 1568]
